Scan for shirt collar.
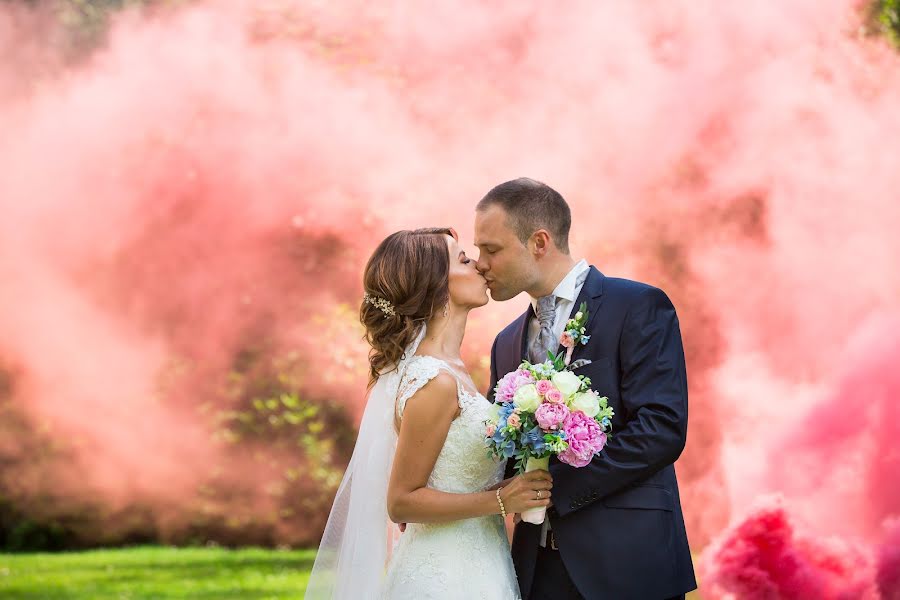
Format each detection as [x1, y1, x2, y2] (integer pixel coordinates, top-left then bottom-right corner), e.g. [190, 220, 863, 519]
[529, 259, 590, 310]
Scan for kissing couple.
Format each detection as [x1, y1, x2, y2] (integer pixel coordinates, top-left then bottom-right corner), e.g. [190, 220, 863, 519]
[305, 178, 696, 600]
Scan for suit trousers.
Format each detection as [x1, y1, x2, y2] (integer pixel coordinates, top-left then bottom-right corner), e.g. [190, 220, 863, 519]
[528, 545, 584, 600]
[527, 545, 687, 600]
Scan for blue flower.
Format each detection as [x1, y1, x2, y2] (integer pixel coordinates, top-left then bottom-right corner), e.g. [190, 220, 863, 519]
[500, 438, 517, 458]
[522, 426, 546, 452]
[492, 427, 507, 445]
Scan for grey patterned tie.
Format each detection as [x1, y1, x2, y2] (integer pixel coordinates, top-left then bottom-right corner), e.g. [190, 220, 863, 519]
[529, 294, 558, 364]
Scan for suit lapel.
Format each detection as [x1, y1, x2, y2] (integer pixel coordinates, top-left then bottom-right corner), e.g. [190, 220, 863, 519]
[504, 267, 605, 372]
[507, 307, 532, 371]
[555, 266, 605, 359]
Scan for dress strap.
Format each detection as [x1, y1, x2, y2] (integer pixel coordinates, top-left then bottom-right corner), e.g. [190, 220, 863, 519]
[395, 356, 460, 422]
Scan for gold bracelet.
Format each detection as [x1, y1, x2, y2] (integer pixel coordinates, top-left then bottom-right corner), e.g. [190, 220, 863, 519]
[496, 487, 507, 518]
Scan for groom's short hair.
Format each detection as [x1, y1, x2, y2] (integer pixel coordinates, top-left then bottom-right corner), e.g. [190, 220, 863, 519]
[477, 178, 571, 254]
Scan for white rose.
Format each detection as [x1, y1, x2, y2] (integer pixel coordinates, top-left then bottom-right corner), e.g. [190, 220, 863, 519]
[552, 370, 582, 399]
[512, 384, 541, 412]
[570, 391, 601, 417]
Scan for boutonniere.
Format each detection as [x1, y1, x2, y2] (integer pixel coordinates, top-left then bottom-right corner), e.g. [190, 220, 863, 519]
[558, 302, 590, 366]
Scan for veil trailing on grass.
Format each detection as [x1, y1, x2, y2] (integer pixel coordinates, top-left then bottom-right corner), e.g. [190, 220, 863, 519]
[304, 326, 425, 599]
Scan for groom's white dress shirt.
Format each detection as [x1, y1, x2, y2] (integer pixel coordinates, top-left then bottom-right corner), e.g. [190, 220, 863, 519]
[528, 259, 590, 350]
[526, 258, 590, 546]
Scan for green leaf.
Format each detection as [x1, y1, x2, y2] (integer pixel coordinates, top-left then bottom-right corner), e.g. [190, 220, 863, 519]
[280, 394, 299, 408]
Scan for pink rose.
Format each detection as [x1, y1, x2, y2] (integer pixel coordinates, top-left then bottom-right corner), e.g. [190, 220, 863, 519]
[486, 424, 496, 437]
[536, 380, 553, 396]
[559, 411, 607, 468]
[560, 331, 575, 349]
[544, 387, 564, 404]
[535, 402, 569, 431]
[507, 413, 522, 429]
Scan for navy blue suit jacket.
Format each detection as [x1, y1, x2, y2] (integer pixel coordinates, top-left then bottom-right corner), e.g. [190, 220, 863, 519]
[488, 267, 697, 600]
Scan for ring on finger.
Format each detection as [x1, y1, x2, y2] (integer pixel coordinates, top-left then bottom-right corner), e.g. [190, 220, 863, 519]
[536, 490, 543, 500]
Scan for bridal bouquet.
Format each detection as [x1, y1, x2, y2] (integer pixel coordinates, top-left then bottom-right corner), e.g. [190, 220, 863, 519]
[485, 308, 613, 523]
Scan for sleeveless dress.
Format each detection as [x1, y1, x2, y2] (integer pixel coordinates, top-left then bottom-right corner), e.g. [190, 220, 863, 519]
[380, 355, 521, 600]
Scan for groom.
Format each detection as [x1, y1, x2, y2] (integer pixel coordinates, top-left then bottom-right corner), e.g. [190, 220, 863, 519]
[476, 178, 697, 600]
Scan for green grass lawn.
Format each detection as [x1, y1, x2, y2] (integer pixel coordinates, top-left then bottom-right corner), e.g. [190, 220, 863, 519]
[0, 546, 702, 599]
[0, 546, 316, 600]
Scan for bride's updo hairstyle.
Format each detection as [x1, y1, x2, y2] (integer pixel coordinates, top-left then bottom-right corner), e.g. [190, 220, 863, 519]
[360, 227, 455, 385]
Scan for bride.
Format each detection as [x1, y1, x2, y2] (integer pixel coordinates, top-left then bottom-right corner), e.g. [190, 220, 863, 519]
[305, 227, 552, 599]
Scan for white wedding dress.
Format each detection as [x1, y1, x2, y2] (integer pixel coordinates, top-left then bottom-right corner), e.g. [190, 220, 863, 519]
[380, 355, 521, 600]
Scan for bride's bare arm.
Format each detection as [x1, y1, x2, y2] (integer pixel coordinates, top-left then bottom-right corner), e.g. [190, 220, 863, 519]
[386, 372, 552, 524]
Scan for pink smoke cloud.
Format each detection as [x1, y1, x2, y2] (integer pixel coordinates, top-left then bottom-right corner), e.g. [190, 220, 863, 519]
[0, 0, 897, 553]
[878, 519, 900, 599]
[699, 498, 880, 599]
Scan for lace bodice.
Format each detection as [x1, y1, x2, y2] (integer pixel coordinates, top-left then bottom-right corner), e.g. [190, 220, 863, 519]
[383, 355, 520, 599]
[395, 355, 505, 494]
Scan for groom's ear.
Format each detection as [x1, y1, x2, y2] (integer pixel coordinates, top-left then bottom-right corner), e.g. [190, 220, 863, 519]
[530, 229, 552, 257]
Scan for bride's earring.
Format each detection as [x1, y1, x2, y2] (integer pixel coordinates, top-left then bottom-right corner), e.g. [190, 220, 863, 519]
[443, 303, 449, 318]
